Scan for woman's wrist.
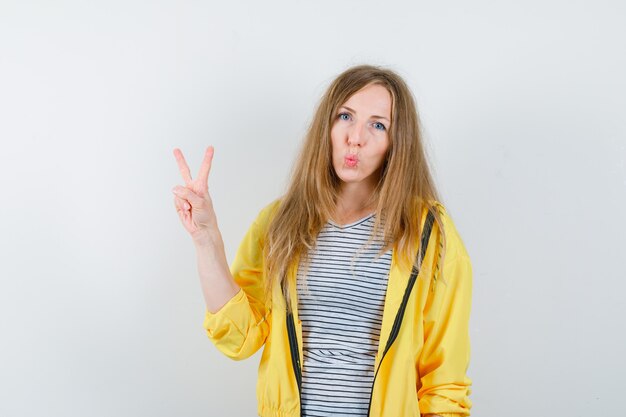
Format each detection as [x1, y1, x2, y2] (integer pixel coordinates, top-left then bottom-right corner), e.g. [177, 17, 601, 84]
[192, 229, 224, 250]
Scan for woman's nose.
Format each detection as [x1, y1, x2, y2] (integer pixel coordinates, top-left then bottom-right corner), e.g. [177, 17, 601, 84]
[347, 122, 366, 146]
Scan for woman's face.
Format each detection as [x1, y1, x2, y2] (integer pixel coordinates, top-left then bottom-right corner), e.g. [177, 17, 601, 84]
[330, 83, 392, 191]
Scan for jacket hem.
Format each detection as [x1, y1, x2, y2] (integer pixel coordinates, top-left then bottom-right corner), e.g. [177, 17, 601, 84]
[258, 404, 300, 417]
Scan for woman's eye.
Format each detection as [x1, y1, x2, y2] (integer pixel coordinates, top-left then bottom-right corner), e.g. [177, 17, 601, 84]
[338, 113, 351, 121]
[373, 122, 386, 131]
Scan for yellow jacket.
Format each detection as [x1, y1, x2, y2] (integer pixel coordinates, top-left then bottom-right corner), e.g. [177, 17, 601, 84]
[203, 199, 473, 416]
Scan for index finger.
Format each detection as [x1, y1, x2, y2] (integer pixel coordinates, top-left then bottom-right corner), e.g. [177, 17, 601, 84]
[173, 148, 193, 186]
[196, 146, 214, 186]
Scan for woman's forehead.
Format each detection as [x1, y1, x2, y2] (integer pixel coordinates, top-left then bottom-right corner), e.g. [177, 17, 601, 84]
[341, 84, 392, 118]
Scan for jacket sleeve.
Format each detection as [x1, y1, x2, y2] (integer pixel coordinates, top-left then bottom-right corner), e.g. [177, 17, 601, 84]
[417, 209, 473, 416]
[202, 202, 277, 361]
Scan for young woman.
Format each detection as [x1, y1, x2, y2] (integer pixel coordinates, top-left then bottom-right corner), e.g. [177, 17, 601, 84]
[172, 65, 473, 417]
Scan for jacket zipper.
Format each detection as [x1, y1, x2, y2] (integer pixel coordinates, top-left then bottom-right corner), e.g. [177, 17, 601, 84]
[286, 311, 303, 415]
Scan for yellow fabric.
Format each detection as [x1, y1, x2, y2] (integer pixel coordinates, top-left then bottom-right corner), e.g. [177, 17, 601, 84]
[203, 199, 472, 416]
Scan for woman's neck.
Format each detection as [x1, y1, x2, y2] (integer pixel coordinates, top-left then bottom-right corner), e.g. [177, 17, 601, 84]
[333, 183, 378, 225]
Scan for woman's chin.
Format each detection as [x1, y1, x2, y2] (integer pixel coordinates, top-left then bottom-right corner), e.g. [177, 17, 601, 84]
[337, 172, 369, 185]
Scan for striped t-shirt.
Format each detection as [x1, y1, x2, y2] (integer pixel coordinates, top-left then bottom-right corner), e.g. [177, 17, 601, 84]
[296, 212, 392, 416]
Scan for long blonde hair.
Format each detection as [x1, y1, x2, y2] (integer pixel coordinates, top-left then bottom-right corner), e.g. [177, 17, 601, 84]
[263, 65, 447, 310]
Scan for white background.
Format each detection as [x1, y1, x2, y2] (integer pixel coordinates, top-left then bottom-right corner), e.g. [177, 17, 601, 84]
[1, 1, 624, 416]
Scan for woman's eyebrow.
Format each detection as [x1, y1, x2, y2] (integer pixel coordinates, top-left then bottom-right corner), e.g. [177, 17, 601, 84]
[340, 106, 390, 122]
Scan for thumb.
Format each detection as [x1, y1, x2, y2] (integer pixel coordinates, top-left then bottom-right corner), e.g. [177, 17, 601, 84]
[172, 185, 204, 207]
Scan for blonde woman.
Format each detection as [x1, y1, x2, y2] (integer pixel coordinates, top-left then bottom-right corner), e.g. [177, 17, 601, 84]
[172, 65, 473, 417]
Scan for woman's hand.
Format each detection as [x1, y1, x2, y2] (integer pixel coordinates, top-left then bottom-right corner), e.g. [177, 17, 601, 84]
[172, 146, 221, 247]
[172, 146, 239, 312]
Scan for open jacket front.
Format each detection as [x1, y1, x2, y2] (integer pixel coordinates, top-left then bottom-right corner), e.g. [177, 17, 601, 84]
[203, 199, 473, 417]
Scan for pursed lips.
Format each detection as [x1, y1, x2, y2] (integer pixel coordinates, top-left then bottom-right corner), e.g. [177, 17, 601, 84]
[345, 154, 358, 167]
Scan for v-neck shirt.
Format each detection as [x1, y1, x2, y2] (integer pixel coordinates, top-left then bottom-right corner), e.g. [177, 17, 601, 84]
[296, 212, 392, 416]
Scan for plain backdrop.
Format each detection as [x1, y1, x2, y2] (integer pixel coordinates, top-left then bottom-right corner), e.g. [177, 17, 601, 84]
[1, 1, 625, 416]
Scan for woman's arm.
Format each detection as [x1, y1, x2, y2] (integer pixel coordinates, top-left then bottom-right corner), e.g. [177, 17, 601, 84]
[172, 146, 240, 313]
[172, 147, 270, 360]
[201, 202, 278, 360]
[194, 232, 241, 314]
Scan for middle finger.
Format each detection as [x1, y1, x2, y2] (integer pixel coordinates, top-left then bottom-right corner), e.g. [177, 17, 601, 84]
[196, 146, 214, 187]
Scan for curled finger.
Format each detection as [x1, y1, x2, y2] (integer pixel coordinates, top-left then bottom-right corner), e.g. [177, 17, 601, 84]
[173, 195, 188, 214]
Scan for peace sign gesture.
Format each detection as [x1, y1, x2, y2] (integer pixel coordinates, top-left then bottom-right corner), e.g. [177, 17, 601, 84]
[172, 146, 221, 246]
